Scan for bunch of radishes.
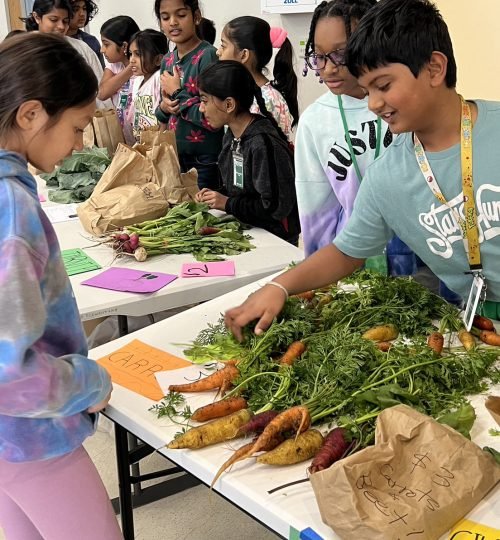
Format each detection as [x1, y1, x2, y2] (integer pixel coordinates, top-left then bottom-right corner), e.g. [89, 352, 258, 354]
[110, 232, 147, 261]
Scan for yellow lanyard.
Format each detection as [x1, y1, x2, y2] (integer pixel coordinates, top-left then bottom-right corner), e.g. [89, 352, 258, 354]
[414, 96, 481, 271]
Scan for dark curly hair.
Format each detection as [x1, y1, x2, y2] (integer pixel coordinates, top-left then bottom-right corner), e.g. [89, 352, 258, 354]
[70, 0, 99, 24]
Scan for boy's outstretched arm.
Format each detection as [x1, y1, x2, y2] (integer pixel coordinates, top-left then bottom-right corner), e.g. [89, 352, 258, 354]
[225, 244, 364, 341]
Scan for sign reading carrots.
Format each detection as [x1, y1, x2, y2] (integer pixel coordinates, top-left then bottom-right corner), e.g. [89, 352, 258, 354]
[97, 339, 191, 400]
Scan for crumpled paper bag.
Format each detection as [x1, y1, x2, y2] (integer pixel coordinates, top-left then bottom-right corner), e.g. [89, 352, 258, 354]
[77, 128, 198, 235]
[310, 405, 500, 540]
[485, 396, 500, 426]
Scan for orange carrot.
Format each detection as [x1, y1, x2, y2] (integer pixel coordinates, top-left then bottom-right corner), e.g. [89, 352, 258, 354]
[376, 341, 393, 352]
[243, 406, 311, 459]
[478, 330, 500, 346]
[210, 432, 284, 487]
[472, 314, 495, 332]
[458, 329, 476, 351]
[427, 332, 444, 356]
[279, 341, 306, 366]
[292, 291, 315, 301]
[191, 397, 247, 423]
[168, 364, 239, 393]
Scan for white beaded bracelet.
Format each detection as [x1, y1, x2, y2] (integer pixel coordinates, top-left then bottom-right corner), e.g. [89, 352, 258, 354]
[265, 281, 289, 300]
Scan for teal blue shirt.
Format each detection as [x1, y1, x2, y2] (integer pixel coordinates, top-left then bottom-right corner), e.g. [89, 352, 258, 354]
[335, 100, 500, 301]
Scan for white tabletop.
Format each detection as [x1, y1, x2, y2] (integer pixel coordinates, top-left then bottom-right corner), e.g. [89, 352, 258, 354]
[38, 179, 303, 321]
[89, 279, 500, 540]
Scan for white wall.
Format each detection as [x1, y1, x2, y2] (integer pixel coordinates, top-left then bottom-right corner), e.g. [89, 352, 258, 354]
[0, 1, 10, 39]
[88, 0, 325, 112]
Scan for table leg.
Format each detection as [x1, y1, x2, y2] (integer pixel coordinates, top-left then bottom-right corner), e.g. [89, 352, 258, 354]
[114, 424, 135, 540]
[118, 315, 129, 337]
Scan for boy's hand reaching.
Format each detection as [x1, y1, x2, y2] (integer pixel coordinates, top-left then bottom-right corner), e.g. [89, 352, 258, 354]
[225, 284, 287, 342]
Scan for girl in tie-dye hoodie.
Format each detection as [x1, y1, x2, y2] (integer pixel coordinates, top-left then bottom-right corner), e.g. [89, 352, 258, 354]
[0, 33, 122, 539]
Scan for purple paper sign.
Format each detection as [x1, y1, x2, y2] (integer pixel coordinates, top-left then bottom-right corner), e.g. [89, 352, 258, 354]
[181, 261, 235, 278]
[81, 267, 177, 293]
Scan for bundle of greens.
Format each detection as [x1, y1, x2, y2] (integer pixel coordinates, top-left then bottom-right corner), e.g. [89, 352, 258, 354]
[41, 146, 111, 204]
[181, 271, 500, 447]
[104, 202, 255, 262]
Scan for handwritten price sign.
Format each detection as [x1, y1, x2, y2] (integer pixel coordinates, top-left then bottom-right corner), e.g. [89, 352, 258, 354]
[181, 261, 235, 278]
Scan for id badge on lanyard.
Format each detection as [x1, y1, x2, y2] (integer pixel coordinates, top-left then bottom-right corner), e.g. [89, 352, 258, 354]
[414, 96, 485, 330]
[233, 141, 244, 189]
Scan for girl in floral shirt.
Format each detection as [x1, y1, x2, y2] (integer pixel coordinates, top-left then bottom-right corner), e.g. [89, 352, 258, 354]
[155, 0, 223, 189]
[217, 16, 299, 142]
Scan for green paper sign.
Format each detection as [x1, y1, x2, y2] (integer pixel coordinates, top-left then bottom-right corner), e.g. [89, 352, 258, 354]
[62, 249, 101, 276]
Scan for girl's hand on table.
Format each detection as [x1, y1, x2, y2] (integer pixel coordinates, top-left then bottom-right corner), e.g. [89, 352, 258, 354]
[200, 189, 228, 211]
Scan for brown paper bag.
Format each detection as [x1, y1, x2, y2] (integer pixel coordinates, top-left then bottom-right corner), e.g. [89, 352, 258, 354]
[485, 396, 500, 426]
[93, 109, 124, 155]
[310, 405, 500, 540]
[139, 126, 178, 156]
[137, 128, 198, 205]
[77, 143, 169, 235]
[83, 122, 96, 148]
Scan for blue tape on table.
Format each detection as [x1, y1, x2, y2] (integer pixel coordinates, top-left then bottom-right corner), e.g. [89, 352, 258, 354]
[300, 527, 323, 540]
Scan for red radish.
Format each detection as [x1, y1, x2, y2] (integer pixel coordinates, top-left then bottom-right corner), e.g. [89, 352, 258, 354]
[308, 427, 351, 474]
[121, 240, 133, 253]
[129, 234, 139, 250]
[116, 233, 130, 242]
[197, 226, 221, 235]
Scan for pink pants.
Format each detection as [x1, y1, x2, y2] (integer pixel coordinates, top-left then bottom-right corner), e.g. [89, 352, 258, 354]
[0, 446, 123, 540]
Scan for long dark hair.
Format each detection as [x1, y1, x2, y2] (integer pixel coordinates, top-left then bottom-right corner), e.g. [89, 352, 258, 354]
[101, 16, 140, 46]
[23, 0, 72, 31]
[129, 29, 169, 75]
[305, 0, 377, 60]
[199, 60, 288, 144]
[0, 33, 97, 138]
[224, 16, 299, 127]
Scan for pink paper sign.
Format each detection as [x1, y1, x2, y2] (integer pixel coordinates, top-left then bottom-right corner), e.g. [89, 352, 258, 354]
[82, 267, 177, 293]
[181, 261, 235, 278]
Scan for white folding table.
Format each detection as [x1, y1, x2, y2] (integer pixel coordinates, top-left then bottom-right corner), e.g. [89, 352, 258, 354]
[89, 279, 500, 540]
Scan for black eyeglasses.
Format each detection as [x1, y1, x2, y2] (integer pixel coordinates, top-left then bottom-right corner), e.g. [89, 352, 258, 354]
[305, 48, 347, 70]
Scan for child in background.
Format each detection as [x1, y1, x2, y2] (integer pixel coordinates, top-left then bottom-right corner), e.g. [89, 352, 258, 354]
[225, 0, 499, 339]
[297, 0, 392, 256]
[196, 61, 300, 245]
[155, 0, 223, 190]
[24, 0, 104, 90]
[217, 16, 299, 141]
[126, 29, 170, 143]
[98, 15, 140, 127]
[67, 0, 105, 67]
[0, 33, 121, 539]
[197, 17, 216, 45]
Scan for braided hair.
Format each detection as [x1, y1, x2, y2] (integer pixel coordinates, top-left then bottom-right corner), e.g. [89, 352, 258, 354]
[304, 0, 377, 75]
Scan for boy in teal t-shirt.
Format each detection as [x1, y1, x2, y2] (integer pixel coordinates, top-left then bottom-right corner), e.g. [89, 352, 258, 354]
[224, 0, 500, 338]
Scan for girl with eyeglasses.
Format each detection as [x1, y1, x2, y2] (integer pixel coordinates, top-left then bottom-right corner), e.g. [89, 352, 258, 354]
[296, 0, 398, 260]
[296, 0, 461, 301]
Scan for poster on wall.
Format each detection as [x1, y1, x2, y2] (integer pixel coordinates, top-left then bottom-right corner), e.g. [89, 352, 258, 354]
[261, 0, 320, 14]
